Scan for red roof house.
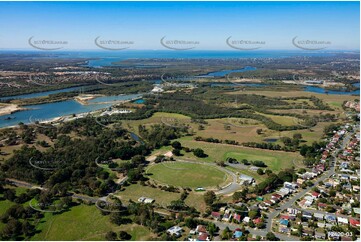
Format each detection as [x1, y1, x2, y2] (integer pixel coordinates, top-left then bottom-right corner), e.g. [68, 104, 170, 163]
[350, 218, 360, 227]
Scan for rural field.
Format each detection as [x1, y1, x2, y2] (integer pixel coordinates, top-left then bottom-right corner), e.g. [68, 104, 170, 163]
[121, 112, 193, 134]
[230, 89, 356, 110]
[116, 183, 182, 205]
[115, 182, 208, 213]
[146, 162, 229, 188]
[30, 205, 154, 241]
[120, 106, 342, 147]
[174, 137, 302, 172]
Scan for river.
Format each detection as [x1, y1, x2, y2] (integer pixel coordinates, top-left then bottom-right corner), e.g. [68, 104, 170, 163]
[0, 94, 142, 128]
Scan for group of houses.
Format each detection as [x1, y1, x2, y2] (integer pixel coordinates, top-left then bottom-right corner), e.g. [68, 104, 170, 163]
[261, 182, 298, 209]
[188, 225, 211, 241]
[277, 207, 360, 238]
[211, 207, 243, 223]
[167, 224, 212, 241]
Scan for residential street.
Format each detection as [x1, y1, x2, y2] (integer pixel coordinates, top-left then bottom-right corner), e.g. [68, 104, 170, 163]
[265, 129, 356, 233]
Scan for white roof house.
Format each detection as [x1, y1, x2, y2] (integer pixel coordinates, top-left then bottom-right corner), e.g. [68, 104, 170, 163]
[138, 197, 146, 203]
[144, 198, 155, 204]
[167, 226, 183, 237]
[337, 217, 349, 224]
[304, 196, 315, 202]
[243, 217, 250, 223]
[284, 182, 298, 190]
[239, 174, 254, 185]
[314, 213, 324, 220]
[279, 187, 291, 195]
[138, 197, 155, 204]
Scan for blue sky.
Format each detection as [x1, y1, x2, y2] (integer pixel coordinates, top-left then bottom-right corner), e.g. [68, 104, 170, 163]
[0, 1, 359, 50]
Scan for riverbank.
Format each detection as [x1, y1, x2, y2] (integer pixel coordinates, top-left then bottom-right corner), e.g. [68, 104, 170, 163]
[0, 104, 26, 116]
[74, 94, 103, 105]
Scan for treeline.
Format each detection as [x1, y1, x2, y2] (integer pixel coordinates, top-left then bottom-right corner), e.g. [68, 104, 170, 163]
[194, 136, 239, 145]
[242, 142, 285, 151]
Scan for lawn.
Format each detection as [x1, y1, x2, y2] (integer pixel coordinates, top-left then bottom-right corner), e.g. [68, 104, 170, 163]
[184, 192, 207, 213]
[194, 118, 268, 144]
[146, 162, 228, 188]
[0, 199, 16, 230]
[224, 151, 287, 171]
[30, 204, 154, 241]
[116, 183, 181, 206]
[260, 113, 301, 126]
[176, 138, 302, 172]
[121, 112, 193, 134]
[118, 224, 155, 241]
[116, 182, 209, 213]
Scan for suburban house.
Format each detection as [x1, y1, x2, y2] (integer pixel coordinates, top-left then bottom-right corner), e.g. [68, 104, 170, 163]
[167, 226, 183, 237]
[350, 218, 360, 227]
[314, 213, 324, 221]
[325, 215, 337, 223]
[302, 211, 312, 219]
[279, 219, 289, 227]
[284, 182, 298, 190]
[222, 213, 232, 222]
[211, 211, 222, 221]
[239, 174, 255, 185]
[233, 213, 242, 223]
[233, 229, 243, 239]
[311, 191, 320, 198]
[337, 217, 349, 225]
[138, 197, 155, 204]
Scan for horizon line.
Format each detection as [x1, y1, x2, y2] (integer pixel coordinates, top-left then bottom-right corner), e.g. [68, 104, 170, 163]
[0, 48, 360, 52]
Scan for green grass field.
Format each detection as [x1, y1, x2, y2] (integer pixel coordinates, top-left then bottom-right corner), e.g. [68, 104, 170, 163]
[118, 224, 155, 241]
[115, 182, 208, 213]
[122, 112, 193, 134]
[0, 199, 16, 230]
[30, 204, 154, 241]
[116, 183, 181, 206]
[261, 113, 301, 126]
[175, 138, 301, 172]
[224, 151, 286, 171]
[146, 162, 228, 188]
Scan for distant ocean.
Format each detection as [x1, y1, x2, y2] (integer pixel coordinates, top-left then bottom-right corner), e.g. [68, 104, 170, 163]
[0, 49, 357, 67]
